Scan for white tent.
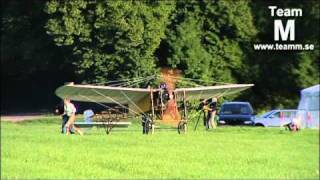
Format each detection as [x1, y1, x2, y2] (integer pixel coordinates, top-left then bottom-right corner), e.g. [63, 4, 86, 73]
[297, 84, 319, 128]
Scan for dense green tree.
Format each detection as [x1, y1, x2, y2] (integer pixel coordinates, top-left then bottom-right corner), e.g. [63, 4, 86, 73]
[1, 0, 319, 112]
[249, 0, 319, 109]
[163, 0, 257, 85]
[1, 0, 75, 112]
[45, 0, 175, 84]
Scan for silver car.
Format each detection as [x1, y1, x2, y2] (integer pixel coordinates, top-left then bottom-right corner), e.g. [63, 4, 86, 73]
[254, 109, 297, 127]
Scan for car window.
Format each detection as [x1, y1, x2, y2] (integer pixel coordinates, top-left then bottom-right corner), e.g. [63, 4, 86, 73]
[272, 112, 280, 118]
[220, 104, 253, 115]
[284, 111, 290, 118]
[261, 111, 274, 118]
[240, 107, 250, 114]
[284, 111, 296, 118]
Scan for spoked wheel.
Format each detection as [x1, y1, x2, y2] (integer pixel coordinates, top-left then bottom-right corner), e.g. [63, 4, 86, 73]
[102, 122, 113, 134]
[106, 124, 113, 134]
[143, 119, 153, 134]
[177, 121, 187, 134]
[102, 119, 113, 135]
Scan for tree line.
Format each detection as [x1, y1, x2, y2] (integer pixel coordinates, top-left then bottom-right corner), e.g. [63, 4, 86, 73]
[1, 0, 319, 113]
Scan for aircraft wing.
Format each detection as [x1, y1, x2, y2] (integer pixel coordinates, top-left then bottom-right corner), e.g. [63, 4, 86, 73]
[55, 83, 156, 113]
[174, 84, 254, 101]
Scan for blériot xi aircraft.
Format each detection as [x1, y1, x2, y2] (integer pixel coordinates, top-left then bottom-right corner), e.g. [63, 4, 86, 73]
[55, 70, 253, 134]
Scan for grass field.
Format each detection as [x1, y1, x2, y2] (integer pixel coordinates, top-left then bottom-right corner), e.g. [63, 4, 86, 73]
[1, 117, 319, 179]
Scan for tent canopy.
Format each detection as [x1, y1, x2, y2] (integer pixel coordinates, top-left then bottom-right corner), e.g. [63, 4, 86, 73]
[297, 84, 319, 129]
[298, 84, 319, 111]
[301, 84, 320, 97]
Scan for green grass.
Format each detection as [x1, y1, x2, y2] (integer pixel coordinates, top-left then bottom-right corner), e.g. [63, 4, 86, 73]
[1, 117, 319, 179]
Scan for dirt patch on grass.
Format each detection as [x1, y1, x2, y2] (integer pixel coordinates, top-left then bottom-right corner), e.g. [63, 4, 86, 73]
[0, 113, 48, 122]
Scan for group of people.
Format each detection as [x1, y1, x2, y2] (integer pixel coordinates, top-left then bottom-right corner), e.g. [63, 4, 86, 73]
[55, 98, 83, 135]
[55, 94, 218, 134]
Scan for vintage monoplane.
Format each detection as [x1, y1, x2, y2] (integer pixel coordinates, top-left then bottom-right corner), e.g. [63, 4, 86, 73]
[55, 71, 253, 134]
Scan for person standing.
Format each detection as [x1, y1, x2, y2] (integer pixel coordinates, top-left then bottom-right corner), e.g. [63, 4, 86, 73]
[198, 99, 208, 127]
[63, 98, 83, 135]
[203, 98, 217, 129]
[55, 100, 69, 133]
[208, 98, 218, 129]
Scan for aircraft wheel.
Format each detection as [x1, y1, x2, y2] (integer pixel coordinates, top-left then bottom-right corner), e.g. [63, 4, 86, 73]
[106, 124, 113, 134]
[177, 121, 187, 134]
[151, 123, 155, 134]
[143, 120, 152, 134]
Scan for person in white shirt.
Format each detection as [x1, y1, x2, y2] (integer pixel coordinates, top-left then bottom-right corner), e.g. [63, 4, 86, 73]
[63, 98, 83, 135]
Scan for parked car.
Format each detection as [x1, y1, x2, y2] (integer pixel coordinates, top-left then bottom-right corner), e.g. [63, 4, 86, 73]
[254, 109, 297, 127]
[217, 102, 255, 125]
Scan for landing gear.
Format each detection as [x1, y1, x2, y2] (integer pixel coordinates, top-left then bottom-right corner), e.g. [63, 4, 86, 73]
[142, 114, 152, 134]
[144, 88, 189, 135]
[177, 121, 187, 134]
[105, 124, 113, 134]
[178, 90, 188, 134]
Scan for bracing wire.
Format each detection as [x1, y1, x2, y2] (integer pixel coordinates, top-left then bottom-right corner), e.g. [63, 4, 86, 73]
[155, 74, 201, 88]
[79, 94, 124, 114]
[181, 88, 202, 102]
[92, 75, 155, 86]
[91, 89, 141, 116]
[109, 75, 156, 87]
[107, 77, 147, 87]
[109, 77, 148, 87]
[124, 76, 155, 88]
[176, 78, 202, 87]
[156, 74, 232, 85]
[120, 90, 146, 116]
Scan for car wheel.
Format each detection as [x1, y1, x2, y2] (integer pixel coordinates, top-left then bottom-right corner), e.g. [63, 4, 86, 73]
[254, 123, 265, 127]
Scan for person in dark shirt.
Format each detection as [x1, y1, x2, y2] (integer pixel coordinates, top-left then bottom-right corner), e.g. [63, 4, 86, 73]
[203, 98, 218, 129]
[55, 100, 74, 134]
[198, 99, 208, 127]
[55, 101, 68, 133]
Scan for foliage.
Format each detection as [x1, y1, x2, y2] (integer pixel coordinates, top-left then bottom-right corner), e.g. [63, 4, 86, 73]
[1, 0, 75, 112]
[1, 0, 319, 111]
[45, 0, 175, 83]
[249, 0, 320, 110]
[164, 0, 257, 85]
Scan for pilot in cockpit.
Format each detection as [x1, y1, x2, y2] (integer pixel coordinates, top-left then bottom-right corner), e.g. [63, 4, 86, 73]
[158, 82, 170, 105]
